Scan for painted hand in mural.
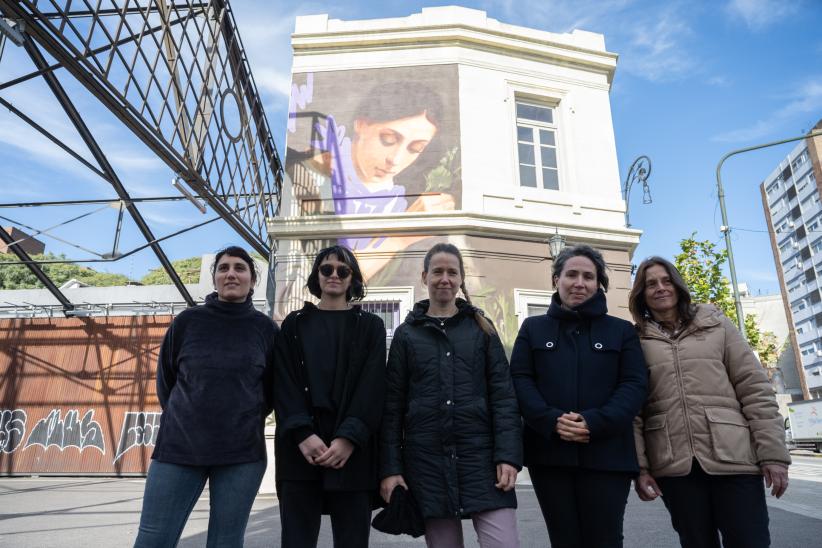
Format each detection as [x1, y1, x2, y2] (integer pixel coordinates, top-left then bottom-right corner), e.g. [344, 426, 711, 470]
[298, 434, 329, 465]
[406, 192, 455, 213]
[314, 437, 354, 469]
[556, 412, 590, 443]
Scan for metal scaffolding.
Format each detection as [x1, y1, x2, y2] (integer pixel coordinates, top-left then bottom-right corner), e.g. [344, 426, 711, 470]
[0, 0, 282, 314]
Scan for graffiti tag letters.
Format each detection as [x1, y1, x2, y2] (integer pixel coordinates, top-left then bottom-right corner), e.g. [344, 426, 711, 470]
[114, 412, 161, 463]
[25, 409, 105, 453]
[0, 409, 27, 453]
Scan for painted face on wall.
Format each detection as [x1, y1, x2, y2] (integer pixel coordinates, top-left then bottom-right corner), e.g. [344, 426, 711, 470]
[352, 112, 438, 184]
[643, 264, 679, 318]
[318, 253, 353, 300]
[422, 252, 462, 308]
[554, 255, 598, 307]
[214, 255, 253, 303]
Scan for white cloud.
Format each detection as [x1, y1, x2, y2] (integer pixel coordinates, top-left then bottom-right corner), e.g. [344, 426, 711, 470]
[725, 0, 801, 31]
[618, 7, 695, 82]
[712, 77, 822, 142]
[480, 0, 700, 83]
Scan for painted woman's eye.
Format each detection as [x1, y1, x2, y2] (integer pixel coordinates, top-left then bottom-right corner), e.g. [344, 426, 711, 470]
[408, 141, 428, 154]
[380, 131, 399, 146]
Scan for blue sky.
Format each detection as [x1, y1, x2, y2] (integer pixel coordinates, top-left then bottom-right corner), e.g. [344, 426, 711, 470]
[1, 0, 821, 294]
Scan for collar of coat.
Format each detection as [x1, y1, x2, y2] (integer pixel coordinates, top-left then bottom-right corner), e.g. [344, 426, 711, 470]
[547, 288, 608, 321]
[405, 298, 478, 325]
[642, 303, 723, 340]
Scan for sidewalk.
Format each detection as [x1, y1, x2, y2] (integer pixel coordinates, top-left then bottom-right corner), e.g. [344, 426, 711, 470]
[1, 476, 821, 547]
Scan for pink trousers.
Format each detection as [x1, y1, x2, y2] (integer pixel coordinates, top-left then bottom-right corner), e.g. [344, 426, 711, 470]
[424, 507, 520, 548]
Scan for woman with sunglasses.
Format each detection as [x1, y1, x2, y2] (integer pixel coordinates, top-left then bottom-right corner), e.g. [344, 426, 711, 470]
[273, 245, 386, 548]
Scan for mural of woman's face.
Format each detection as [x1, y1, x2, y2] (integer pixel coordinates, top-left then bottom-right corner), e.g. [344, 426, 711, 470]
[352, 112, 438, 183]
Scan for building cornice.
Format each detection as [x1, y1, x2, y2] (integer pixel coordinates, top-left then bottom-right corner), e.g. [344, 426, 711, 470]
[292, 17, 617, 84]
[267, 211, 641, 252]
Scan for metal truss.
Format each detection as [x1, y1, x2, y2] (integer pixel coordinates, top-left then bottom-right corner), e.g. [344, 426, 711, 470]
[0, 0, 283, 314]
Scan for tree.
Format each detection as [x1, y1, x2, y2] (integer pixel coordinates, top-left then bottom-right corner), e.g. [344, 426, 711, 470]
[141, 257, 202, 285]
[0, 252, 130, 289]
[674, 233, 734, 318]
[674, 233, 779, 368]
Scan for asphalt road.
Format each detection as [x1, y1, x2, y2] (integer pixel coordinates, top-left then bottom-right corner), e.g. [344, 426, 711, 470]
[1, 455, 821, 547]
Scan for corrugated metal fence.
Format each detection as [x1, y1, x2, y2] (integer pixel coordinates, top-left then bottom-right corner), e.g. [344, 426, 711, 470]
[0, 316, 169, 476]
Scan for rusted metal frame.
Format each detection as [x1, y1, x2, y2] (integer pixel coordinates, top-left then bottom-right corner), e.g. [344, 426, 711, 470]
[0, 9, 201, 92]
[36, 2, 211, 19]
[23, 38, 196, 306]
[2, 0, 270, 255]
[0, 226, 75, 313]
[217, 0, 283, 215]
[0, 96, 108, 179]
[2, 202, 253, 266]
[0, 193, 266, 208]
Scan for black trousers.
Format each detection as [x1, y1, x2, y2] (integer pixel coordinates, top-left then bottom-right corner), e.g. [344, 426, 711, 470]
[529, 465, 632, 548]
[656, 460, 770, 548]
[277, 481, 371, 548]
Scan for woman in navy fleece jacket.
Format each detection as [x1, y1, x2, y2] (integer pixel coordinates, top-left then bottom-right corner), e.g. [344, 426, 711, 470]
[134, 246, 277, 548]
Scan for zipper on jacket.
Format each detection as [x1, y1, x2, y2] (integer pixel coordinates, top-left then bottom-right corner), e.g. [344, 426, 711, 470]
[671, 343, 696, 458]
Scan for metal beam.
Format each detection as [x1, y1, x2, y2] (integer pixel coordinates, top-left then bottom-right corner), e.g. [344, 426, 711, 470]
[0, 228, 74, 313]
[0, 1, 270, 255]
[23, 38, 195, 306]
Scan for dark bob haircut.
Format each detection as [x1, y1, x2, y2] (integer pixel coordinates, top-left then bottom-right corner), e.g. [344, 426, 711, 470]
[306, 245, 366, 301]
[551, 244, 610, 291]
[629, 256, 695, 330]
[211, 246, 259, 296]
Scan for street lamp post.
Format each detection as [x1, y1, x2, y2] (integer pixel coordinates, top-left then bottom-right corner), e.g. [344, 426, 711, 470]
[716, 129, 822, 337]
[622, 155, 653, 227]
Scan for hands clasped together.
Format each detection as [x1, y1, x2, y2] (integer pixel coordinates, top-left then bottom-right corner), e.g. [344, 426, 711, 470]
[556, 412, 590, 443]
[297, 434, 355, 469]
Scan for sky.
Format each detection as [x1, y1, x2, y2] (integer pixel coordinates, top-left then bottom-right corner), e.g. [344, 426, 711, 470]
[1, 0, 821, 295]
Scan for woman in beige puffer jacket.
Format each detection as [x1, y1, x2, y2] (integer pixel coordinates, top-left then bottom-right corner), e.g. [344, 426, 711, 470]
[629, 256, 790, 548]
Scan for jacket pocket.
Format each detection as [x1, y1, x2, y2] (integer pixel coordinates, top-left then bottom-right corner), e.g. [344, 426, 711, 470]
[644, 413, 673, 468]
[704, 407, 755, 465]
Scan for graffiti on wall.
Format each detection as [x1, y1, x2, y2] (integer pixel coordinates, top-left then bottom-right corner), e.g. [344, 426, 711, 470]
[0, 408, 161, 465]
[0, 409, 27, 453]
[114, 412, 161, 463]
[25, 409, 106, 453]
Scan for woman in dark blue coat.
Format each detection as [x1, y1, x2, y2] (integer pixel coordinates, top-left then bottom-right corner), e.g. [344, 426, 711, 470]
[510, 244, 647, 548]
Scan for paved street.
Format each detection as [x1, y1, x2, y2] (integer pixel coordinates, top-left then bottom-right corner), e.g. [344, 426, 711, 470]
[1, 455, 821, 547]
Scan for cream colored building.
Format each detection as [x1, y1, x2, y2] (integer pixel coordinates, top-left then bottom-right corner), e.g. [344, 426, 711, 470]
[268, 6, 640, 349]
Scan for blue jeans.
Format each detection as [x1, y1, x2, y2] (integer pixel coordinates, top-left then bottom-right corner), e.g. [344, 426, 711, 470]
[134, 459, 266, 548]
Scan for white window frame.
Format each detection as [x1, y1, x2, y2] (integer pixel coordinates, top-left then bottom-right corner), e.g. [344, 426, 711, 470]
[513, 97, 561, 191]
[360, 286, 415, 334]
[514, 288, 554, 326]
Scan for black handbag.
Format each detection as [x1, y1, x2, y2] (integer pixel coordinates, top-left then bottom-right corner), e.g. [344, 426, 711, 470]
[371, 485, 425, 538]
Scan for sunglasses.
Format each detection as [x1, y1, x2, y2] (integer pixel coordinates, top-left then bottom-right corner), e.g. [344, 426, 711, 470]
[319, 264, 352, 279]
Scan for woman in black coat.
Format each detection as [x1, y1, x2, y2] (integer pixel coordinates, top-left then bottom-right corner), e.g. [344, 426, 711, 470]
[273, 245, 386, 548]
[380, 243, 523, 548]
[510, 244, 648, 548]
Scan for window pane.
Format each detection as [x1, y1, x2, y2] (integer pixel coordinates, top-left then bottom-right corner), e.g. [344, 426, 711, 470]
[518, 143, 535, 165]
[517, 126, 533, 143]
[516, 102, 553, 124]
[542, 168, 559, 190]
[539, 129, 555, 146]
[527, 304, 549, 317]
[540, 146, 557, 168]
[520, 165, 537, 187]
